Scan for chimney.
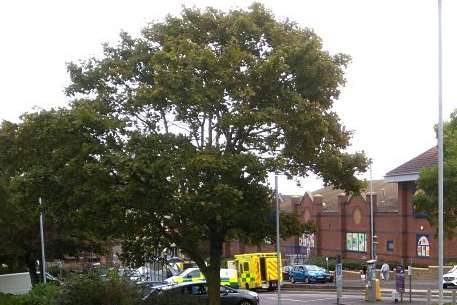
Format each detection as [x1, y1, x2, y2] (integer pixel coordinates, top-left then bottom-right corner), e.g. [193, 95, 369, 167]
[313, 194, 323, 206]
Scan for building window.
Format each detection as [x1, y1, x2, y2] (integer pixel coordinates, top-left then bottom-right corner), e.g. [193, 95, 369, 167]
[417, 235, 430, 257]
[386, 240, 394, 252]
[346, 232, 367, 252]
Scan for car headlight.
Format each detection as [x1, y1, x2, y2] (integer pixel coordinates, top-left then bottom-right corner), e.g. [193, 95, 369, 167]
[248, 291, 258, 298]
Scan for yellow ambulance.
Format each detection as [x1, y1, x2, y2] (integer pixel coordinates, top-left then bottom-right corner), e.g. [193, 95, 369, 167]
[234, 252, 282, 290]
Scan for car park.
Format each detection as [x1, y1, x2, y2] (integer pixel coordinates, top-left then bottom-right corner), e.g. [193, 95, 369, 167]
[145, 281, 259, 305]
[289, 264, 333, 284]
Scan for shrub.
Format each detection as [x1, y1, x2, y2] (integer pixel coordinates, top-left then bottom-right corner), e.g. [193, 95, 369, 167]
[53, 274, 143, 305]
[0, 284, 58, 305]
[0, 293, 21, 305]
[21, 283, 59, 305]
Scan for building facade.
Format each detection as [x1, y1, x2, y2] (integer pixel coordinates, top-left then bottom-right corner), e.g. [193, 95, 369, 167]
[224, 147, 457, 265]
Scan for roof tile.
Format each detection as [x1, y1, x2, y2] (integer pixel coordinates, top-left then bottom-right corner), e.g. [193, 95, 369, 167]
[385, 147, 437, 177]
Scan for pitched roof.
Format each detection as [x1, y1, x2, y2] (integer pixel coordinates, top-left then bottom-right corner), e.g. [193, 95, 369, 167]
[279, 194, 302, 213]
[312, 180, 398, 212]
[384, 147, 437, 182]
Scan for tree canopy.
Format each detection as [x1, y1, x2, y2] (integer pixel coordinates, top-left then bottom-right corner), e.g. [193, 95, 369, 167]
[67, 3, 366, 191]
[0, 105, 120, 283]
[413, 109, 457, 238]
[65, 4, 367, 305]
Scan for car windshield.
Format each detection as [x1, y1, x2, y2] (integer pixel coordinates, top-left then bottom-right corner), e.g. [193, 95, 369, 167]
[220, 286, 237, 293]
[305, 265, 320, 271]
[176, 269, 194, 277]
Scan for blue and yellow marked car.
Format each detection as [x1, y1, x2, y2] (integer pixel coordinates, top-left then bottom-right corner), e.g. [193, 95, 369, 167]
[165, 268, 239, 288]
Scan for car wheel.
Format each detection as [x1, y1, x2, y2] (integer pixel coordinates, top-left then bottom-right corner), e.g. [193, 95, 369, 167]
[304, 277, 310, 284]
[444, 284, 448, 289]
[290, 276, 295, 284]
[239, 300, 252, 305]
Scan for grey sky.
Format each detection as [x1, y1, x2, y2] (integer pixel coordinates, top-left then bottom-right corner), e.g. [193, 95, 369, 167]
[1, 0, 456, 194]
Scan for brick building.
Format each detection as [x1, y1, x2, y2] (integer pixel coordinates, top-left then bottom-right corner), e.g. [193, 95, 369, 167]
[225, 147, 457, 265]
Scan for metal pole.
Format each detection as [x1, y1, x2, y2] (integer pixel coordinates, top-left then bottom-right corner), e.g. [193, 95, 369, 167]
[275, 175, 281, 305]
[370, 161, 375, 260]
[437, 0, 444, 304]
[39, 197, 47, 284]
[409, 270, 412, 303]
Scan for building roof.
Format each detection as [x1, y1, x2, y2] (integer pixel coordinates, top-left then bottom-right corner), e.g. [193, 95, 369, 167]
[312, 180, 398, 212]
[279, 194, 302, 213]
[384, 147, 437, 182]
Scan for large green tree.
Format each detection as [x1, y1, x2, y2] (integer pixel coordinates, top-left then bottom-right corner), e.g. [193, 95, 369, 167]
[66, 4, 367, 304]
[413, 110, 457, 237]
[0, 105, 121, 284]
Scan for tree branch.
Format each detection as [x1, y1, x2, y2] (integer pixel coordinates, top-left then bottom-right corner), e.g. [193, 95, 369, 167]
[160, 109, 169, 133]
[200, 115, 206, 149]
[208, 115, 213, 148]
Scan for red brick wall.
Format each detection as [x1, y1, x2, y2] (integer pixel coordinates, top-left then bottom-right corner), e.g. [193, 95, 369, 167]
[223, 181, 457, 265]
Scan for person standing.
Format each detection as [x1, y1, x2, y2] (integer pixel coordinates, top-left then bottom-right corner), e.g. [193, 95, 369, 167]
[381, 263, 390, 280]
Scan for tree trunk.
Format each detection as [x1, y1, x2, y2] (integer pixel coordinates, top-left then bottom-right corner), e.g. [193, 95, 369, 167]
[206, 266, 221, 305]
[206, 238, 223, 305]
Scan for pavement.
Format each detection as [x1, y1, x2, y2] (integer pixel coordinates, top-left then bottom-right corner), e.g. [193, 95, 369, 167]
[259, 291, 450, 305]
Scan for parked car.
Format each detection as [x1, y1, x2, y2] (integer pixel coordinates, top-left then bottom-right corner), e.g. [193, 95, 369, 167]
[144, 281, 259, 305]
[443, 265, 457, 288]
[289, 265, 333, 284]
[282, 266, 293, 281]
[317, 266, 334, 282]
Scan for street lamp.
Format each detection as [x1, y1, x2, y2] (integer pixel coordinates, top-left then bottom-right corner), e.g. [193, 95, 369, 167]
[39, 197, 47, 284]
[275, 175, 281, 305]
[369, 160, 376, 261]
[437, 0, 444, 304]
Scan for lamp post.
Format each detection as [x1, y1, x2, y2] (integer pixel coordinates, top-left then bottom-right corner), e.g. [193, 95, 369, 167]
[275, 175, 281, 305]
[369, 160, 376, 261]
[437, 0, 444, 304]
[39, 197, 47, 283]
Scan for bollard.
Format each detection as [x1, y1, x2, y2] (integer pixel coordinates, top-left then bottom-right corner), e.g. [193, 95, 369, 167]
[453, 290, 456, 305]
[427, 289, 431, 305]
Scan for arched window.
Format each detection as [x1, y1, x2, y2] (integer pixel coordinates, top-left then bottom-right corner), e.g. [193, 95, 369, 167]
[417, 235, 430, 257]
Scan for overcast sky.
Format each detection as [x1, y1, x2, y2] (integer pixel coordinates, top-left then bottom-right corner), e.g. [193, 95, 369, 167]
[1, 0, 456, 194]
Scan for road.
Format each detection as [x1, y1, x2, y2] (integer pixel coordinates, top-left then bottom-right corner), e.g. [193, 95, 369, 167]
[258, 291, 443, 305]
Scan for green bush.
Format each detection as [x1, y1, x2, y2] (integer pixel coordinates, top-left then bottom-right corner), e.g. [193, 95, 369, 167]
[22, 283, 59, 305]
[303, 256, 388, 271]
[0, 284, 58, 305]
[54, 274, 143, 305]
[0, 293, 21, 305]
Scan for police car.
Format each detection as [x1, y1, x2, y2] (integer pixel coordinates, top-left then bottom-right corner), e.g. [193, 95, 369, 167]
[165, 268, 238, 288]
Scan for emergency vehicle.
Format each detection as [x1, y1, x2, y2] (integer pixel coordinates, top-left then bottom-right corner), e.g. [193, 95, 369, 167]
[234, 252, 282, 290]
[164, 267, 239, 288]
